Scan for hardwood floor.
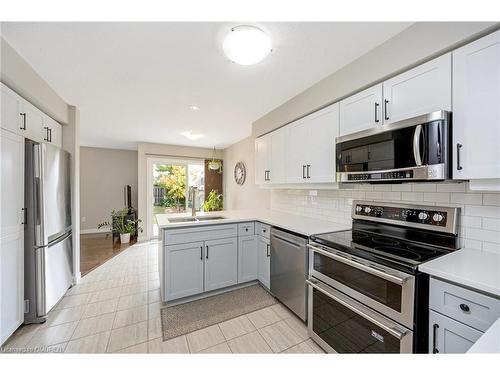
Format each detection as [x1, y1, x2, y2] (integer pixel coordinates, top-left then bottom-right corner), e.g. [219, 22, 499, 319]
[80, 233, 137, 276]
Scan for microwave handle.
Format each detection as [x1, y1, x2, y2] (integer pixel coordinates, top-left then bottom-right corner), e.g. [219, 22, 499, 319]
[306, 279, 408, 340]
[413, 125, 423, 166]
[307, 244, 409, 285]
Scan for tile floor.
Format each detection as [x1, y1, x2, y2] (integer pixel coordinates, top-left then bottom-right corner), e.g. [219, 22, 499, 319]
[1, 241, 324, 354]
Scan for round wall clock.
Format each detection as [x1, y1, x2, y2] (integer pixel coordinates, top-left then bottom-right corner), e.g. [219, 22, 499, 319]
[234, 161, 246, 185]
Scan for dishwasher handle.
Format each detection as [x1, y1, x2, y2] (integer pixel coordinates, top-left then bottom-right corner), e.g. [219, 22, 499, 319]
[271, 233, 306, 248]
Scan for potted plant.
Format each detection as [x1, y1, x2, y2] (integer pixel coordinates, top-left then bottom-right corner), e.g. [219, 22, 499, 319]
[98, 209, 143, 244]
[203, 190, 223, 212]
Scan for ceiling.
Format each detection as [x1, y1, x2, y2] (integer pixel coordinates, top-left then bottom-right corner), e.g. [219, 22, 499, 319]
[1, 22, 411, 150]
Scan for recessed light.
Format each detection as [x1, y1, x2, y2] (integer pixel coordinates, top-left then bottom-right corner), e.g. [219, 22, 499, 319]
[223, 25, 272, 65]
[181, 131, 203, 140]
[189, 105, 200, 111]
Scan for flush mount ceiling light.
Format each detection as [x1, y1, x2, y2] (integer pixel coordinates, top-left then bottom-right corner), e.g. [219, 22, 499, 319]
[181, 131, 203, 140]
[223, 25, 272, 65]
[188, 105, 199, 111]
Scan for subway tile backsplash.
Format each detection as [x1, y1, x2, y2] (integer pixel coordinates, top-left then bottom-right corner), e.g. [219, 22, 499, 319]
[270, 182, 500, 254]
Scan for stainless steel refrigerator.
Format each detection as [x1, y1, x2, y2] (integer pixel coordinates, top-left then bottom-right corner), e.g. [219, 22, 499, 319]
[24, 140, 73, 324]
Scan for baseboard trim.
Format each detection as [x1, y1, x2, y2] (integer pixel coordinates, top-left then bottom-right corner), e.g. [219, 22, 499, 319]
[80, 228, 111, 234]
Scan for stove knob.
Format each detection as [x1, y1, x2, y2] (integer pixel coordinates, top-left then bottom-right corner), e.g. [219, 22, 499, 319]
[356, 206, 363, 213]
[418, 212, 429, 221]
[364, 207, 372, 214]
[433, 213, 444, 222]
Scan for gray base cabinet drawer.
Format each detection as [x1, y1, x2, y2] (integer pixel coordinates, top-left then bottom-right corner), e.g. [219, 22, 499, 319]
[430, 278, 500, 332]
[256, 222, 270, 239]
[165, 224, 238, 245]
[429, 310, 482, 354]
[238, 222, 255, 236]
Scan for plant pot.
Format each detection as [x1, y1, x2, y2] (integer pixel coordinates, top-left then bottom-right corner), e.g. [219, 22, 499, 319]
[120, 233, 131, 244]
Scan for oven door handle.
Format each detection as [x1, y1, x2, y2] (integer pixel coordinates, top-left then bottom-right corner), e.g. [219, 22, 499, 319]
[306, 279, 409, 340]
[307, 244, 410, 285]
[413, 124, 423, 166]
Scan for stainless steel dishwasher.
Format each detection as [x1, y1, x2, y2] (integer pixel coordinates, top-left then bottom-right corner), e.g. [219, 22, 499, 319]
[270, 227, 308, 321]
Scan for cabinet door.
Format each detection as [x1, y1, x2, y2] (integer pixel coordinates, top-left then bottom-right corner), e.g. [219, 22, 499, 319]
[22, 100, 44, 143]
[165, 241, 204, 301]
[255, 134, 270, 185]
[383, 53, 451, 123]
[452, 31, 500, 180]
[339, 84, 383, 136]
[1, 84, 23, 135]
[270, 127, 286, 183]
[285, 119, 308, 183]
[204, 237, 238, 292]
[429, 310, 482, 354]
[238, 235, 258, 283]
[0, 130, 25, 345]
[43, 115, 62, 148]
[257, 236, 270, 289]
[306, 103, 339, 183]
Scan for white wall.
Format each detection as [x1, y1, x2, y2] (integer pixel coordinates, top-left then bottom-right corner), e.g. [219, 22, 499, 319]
[80, 146, 138, 231]
[223, 135, 270, 210]
[271, 183, 500, 254]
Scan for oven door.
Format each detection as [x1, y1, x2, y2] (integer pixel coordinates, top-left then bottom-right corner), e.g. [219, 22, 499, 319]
[307, 279, 413, 353]
[336, 111, 449, 182]
[308, 243, 415, 328]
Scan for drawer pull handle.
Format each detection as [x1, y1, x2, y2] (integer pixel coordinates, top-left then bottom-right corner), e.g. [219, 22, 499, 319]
[245, 228, 248, 232]
[432, 324, 439, 354]
[459, 303, 470, 312]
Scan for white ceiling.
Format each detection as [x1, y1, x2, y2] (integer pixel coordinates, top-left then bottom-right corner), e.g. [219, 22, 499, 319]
[1, 22, 411, 150]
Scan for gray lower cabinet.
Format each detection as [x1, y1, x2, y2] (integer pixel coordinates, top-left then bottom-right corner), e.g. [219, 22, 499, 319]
[429, 310, 482, 354]
[237, 235, 258, 283]
[205, 237, 238, 292]
[257, 236, 270, 289]
[165, 241, 204, 301]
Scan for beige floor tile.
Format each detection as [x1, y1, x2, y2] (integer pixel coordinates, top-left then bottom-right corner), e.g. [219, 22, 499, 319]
[148, 336, 189, 353]
[271, 304, 296, 320]
[246, 306, 281, 329]
[82, 298, 118, 319]
[46, 305, 86, 327]
[120, 282, 148, 297]
[116, 342, 148, 353]
[113, 305, 147, 329]
[72, 312, 115, 339]
[283, 316, 309, 340]
[87, 287, 122, 303]
[148, 289, 160, 304]
[2, 324, 41, 349]
[147, 302, 163, 320]
[148, 318, 162, 340]
[199, 342, 232, 354]
[259, 320, 304, 353]
[117, 292, 148, 311]
[227, 331, 273, 354]
[186, 325, 226, 353]
[219, 315, 256, 341]
[282, 339, 324, 354]
[54, 293, 90, 310]
[27, 321, 78, 347]
[65, 331, 111, 353]
[107, 321, 147, 353]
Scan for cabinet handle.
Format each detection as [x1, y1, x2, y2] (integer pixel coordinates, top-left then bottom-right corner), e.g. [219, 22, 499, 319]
[200, 246, 203, 260]
[432, 323, 439, 354]
[266, 244, 270, 257]
[459, 303, 470, 312]
[43, 127, 49, 141]
[206, 245, 209, 259]
[384, 99, 390, 121]
[21, 207, 27, 225]
[20, 113, 27, 130]
[307, 165, 311, 179]
[374, 102, 380, 123]
[302, 165, 306, 179]
[267, 170, 270, 181]
[245, 228, 248, 232]
[48, 128, 52, 142]
[456, 143, 463, 171]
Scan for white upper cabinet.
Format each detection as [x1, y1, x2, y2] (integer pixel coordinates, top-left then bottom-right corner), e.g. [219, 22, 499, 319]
[339, 84, 383, 136]
[452, 30, 500, 181]
[23, 100, 45, 142]
[285, 118, 308, 183]
[43, 114, 63, 148]
[269, 127, 287, 184]
[383, 53, 451, 123]
[1, 84, 23, 134]
[255, 133, 271, 185]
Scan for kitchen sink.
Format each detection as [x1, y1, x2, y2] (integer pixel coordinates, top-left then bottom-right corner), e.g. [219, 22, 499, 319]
[168, 217, 198, 223]
[196, 216, 226, 221]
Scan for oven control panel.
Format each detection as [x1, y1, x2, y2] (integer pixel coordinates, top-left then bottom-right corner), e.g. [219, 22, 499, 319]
[354, 203, 449, 227]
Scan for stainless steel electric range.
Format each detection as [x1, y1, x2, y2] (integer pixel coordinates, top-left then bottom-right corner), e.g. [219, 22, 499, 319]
[307, 200, 460, 354]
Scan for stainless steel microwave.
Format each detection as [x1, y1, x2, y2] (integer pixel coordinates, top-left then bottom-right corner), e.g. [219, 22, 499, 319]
[336, 111, 451, 183]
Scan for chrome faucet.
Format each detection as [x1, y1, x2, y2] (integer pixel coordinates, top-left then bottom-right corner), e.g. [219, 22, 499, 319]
[188, 186, 198, 217]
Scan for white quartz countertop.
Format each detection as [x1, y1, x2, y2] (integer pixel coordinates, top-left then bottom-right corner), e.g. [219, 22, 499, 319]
[419, 248, 500, 297]
[156, 209, 350, 237]
[468, 316, 500, 353]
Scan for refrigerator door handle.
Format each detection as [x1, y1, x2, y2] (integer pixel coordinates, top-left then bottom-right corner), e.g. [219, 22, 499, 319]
[35, 246, 46, 317]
